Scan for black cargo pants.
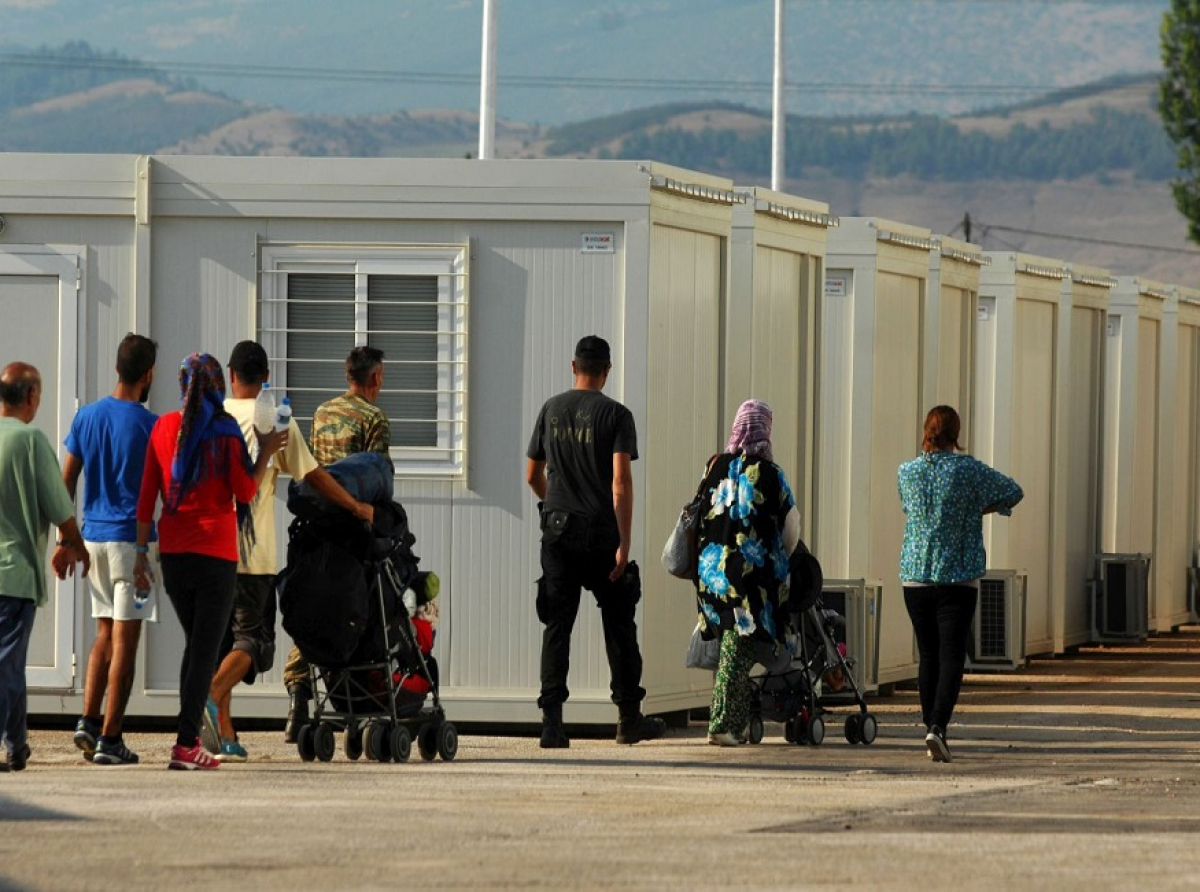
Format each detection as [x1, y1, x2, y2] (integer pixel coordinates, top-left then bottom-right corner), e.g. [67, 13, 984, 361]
[536, 509, 645, 714]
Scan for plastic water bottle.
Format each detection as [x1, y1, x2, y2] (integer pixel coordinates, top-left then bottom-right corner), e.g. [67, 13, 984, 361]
[253, 381, 277, 434]
[276, 396, 292, 432]
[135, 558, 151, 610]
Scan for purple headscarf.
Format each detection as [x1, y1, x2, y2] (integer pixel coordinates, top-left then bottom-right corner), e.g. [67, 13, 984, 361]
[727, 399, 774, 462]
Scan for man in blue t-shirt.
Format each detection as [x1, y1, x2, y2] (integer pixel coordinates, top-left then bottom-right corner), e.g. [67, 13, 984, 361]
[56, 334, 158, 766]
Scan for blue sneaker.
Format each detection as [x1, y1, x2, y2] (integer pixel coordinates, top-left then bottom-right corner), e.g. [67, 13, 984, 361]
[200, 697, 221, 755]
[92, 736, 139, 766]
[74, 717, 100, 762]
[216, 739, 248, 763]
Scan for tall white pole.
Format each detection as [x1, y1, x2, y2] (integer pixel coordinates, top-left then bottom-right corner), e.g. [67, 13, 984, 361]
[478, 0, 497, 160]
[771, 0, 786, 190]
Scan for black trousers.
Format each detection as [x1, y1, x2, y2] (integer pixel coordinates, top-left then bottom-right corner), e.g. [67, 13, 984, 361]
[536, 516, 644, 714]
[903, 584, 978, 732]
[161, 553, 237, 748]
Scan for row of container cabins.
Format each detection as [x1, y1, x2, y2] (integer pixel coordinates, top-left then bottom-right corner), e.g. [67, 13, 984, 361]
[3, 154, 1196, 725]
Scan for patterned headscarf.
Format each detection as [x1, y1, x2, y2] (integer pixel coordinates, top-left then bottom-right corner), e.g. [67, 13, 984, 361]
[167, 353, 256, 553]
[726, 399, 774, 463]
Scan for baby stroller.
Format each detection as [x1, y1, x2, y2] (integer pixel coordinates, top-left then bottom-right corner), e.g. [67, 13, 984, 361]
[278, 497, 457, 764]
[745, 543, 878, 746]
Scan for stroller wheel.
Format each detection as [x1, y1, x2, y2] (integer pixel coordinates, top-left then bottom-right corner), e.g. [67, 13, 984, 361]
[437, 722, 459, 762]
[367, 721, 392, 762]
[314, 722, 337, 762]
[859, 712, 878, 745]
[344, 722, 365, 761]
[417, 722, 438, 762]
[783, 718, 796, 744]
[844, 714, 863, 744]
[389, 725, 413, 763]
[297, 724, 317, 762]
[746, 715, 764, 745]
[807, 714, 826, 746]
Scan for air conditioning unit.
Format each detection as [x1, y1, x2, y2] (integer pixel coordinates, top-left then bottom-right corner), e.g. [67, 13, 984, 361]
[818, 579, 882, 696]
[966, 570, 1027, 671]
[1091, 553, 1151, 642]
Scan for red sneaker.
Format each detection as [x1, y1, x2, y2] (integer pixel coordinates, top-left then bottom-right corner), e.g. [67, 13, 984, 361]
[168, 739, 220, 771]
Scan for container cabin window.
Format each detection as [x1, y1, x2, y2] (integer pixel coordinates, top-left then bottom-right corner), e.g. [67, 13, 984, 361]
[258, 245, 468, 478]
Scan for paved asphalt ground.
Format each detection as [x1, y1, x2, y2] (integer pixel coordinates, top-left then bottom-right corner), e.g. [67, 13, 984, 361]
[3, 627, 1200, 890]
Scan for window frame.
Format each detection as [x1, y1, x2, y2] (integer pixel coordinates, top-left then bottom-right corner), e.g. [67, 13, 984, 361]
[258, 241, 469, 479]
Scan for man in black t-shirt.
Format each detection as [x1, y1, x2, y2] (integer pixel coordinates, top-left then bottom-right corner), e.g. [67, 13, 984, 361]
[526, 335, 667, 748]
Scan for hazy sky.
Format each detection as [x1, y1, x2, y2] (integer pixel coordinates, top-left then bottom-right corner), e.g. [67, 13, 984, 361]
[0, 0, 1171, 123]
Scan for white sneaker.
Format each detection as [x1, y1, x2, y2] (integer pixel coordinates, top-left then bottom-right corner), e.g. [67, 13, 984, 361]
[707, 731, 739, 747]
[925, 727, 952, 763]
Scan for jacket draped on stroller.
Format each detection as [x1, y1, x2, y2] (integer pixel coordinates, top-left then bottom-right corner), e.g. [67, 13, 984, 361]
[276, 454, 456, 764]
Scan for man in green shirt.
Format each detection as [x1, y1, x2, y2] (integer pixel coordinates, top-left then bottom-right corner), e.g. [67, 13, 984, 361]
[308, 345, 391, 465]
[0, 362, 90, 772]
[283, 345, 391, 740]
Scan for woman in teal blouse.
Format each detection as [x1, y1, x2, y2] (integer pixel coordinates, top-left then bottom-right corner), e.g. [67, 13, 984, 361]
[898, 405, 1023, 763]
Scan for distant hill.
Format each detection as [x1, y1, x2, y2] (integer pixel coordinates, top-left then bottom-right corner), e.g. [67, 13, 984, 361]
[1, 45, 1194, 283]
[0, 0, 1170, 123]
[0, 46, 1174, 184]
[536, 75, 1174, 183]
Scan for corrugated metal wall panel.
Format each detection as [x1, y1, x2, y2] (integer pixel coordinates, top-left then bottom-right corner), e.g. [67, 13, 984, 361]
[1009, 297, 1057, 653]
[1163, 294, 1200, 627]
[643, 222, 725, 710]
[1059, 302, 1105, 646]
[463, 224, 623, 717]
[814, 266, 856, 577]
[869, 273, 924, 682]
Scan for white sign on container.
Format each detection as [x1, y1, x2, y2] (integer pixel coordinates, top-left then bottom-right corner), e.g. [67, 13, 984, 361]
[824, 273, 849, 298]
[581, 232, 615, 253]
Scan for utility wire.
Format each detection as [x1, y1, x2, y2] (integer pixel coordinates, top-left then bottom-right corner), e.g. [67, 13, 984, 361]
[0, 51, 1073, 98]
[975, 221, 1200, 256]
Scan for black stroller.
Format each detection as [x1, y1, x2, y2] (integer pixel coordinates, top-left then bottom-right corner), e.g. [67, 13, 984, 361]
[745, 543, 878, 746]
[278, 498, 457, 764]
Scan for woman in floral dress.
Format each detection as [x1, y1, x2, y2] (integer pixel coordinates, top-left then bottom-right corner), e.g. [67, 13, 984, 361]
[693, 400, 800, 746]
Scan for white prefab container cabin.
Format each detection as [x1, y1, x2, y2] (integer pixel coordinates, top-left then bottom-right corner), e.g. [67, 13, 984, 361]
[1102, 277, 1167, 624]
[727, 186, 834, 539]
[1156, 285, 1200, 629]
[975, 253, 1112, 655]
[925, 235, 985, 421]
[818, 218, 939, 686]
[2, 153, 745, 724]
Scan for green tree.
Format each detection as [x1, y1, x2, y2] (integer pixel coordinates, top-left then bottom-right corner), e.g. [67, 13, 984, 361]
[1161, 0, 1200, 242]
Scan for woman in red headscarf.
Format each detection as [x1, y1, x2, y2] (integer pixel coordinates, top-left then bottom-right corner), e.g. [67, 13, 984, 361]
[692, 399, 800, 746]
[134, 353, 284, 770]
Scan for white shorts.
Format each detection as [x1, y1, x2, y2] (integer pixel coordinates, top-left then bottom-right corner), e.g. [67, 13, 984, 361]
[84, 540, 161, 622]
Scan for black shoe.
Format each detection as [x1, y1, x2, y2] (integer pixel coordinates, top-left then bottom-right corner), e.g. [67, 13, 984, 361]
[615, 714, 667, 745]
[925, 725, 951, 763]
[9, 743, 30, 772]
[539, 723, 570, 749]
[539, 705, 569, 749]
[284, 687, 310, 744]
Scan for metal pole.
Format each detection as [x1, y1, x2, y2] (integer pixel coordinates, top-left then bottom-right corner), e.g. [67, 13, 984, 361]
[478, 0, 497, 160]
[771, 0, 785, 190]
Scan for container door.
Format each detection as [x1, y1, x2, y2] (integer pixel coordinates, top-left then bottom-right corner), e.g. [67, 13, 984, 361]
[0, 247, 82, 689]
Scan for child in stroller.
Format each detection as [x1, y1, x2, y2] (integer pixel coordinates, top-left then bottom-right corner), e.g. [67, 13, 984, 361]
[745, 543, 878, 746]
[278, 495, 457, 765]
